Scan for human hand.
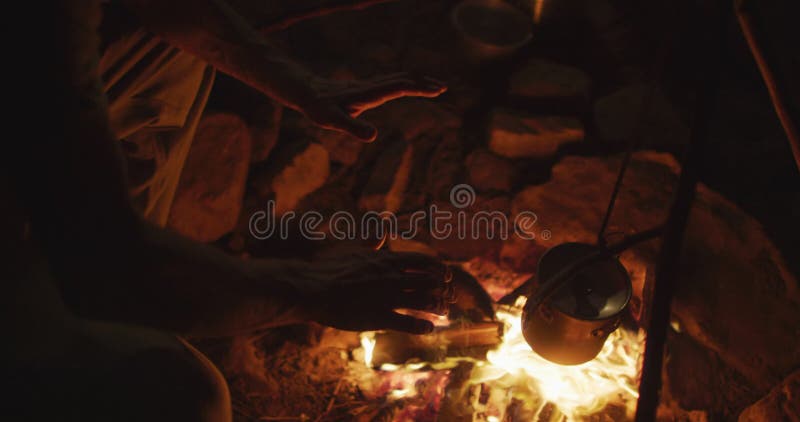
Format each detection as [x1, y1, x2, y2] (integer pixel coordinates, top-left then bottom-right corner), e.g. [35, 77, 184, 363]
[299, 73, 447, 142]
[287, 251, 453, 333]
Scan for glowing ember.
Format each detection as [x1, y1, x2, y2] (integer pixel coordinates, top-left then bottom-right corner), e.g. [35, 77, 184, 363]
[355, 296, 644, 421]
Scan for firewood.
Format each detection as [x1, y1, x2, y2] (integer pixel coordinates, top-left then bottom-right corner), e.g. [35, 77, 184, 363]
[369, 322, 503, 367]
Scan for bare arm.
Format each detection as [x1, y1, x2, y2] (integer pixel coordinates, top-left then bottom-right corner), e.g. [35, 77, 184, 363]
[16, 1, 447, 338]
[123, 0, 445, 142]
[17, 2, 301, 336]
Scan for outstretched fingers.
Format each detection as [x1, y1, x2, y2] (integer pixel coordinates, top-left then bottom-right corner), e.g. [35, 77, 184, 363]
[345, 76, 447, 114]
[309, 74, 446, 141]
[315, 108, 378, 142]
[393, 290, 450, 315]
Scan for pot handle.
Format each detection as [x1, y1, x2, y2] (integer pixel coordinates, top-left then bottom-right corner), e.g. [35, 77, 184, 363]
[591, 317, 621, 338]
[527, 248, 613, 312]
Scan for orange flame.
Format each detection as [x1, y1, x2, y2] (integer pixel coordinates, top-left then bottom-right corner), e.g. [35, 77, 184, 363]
[356, 296, 644, 420]
[473, 296, 643, 419]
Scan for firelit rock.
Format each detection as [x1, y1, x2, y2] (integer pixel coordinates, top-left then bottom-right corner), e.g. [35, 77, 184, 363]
[672, 187, 800, 393]
[427, 196, 510, 261]
[510, 151, 677, 253]
[358, 135, 412, 213]
[738, 370, 800, 422]
[665, 332, 760, 419]
[508, 59, 590, 100]
[498, 234, 546, 273]
[168, 113, 252, 242]
[425, 131, 465, 202]
[461, 257, 533, 302]
[314, 128, 364, 166]
[488, 111, 584, 159]
[362, 98, 460, 142]
[270, 143, 330, 215]
[465, 148, 515, 192]
[282, 107, 364, 166]
[249, 101, 282, 163]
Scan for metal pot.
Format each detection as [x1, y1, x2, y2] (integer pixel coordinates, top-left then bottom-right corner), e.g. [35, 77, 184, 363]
[522, 243, 632, 365]
[451, 0, 533, 62]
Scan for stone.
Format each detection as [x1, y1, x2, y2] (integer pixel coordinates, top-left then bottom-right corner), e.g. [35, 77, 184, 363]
[425, 131, 465, 202]
[271, 143, 330, 215]
[361, 98, 461, 142]
[168, 113, 252, 242]
[399, 132, 448, 213]
[498, 234, 546, 274]
[427, 196, 510, 261]
[250, 139, 331, 216]
[461, 257, 532, 302]
[359, 135, 413, 213]
[665, 332, 761, 419]
[295, 177, 358, 216]
[673, 187, 800, 392]
[249, 101, 282, 163]
[280, 110, 363, 166]
[465, 148, 515, 192]
[508, 59, 590, 100]
[314, 129, 364, 166]
[488, 111, 584, 159]
[738, 370, 800, 422]
[295, 180, 394, 255]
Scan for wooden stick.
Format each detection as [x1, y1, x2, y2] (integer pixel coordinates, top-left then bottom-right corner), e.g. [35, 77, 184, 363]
[369, 322, 503, 366]
[735, 0, 800, 174]
[635, 2, 725, 419]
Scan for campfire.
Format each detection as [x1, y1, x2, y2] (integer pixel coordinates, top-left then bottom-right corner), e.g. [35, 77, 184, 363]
[18, 1, 800, 422]
[153, 2, 799, 421]
[350, 296, 643, 422]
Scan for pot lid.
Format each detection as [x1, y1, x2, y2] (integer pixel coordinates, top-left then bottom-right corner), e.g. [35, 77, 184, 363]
[537, 243, 632, 320]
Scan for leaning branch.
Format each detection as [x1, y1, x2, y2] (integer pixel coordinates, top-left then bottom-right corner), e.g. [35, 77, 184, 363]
[736, 0, 800, 173]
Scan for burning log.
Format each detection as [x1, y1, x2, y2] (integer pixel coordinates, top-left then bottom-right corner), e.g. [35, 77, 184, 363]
[368, 322, 503, 367]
